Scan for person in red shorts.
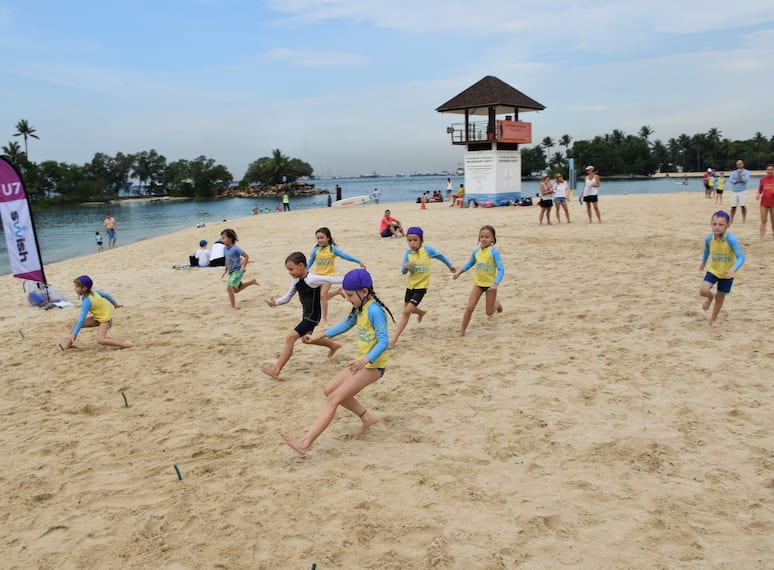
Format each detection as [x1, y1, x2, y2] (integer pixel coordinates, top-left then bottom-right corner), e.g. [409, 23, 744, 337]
[757, 164, 774, 242]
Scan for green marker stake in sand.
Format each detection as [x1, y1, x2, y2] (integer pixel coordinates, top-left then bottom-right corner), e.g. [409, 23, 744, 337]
[121, 392, 128, 407]
[174, 465, 182, 480]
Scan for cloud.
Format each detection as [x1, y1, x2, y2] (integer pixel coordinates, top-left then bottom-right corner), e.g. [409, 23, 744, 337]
[259, 47, 367, 67]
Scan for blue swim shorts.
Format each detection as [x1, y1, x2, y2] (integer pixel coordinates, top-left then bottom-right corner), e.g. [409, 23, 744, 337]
[703, 272, 734, 294]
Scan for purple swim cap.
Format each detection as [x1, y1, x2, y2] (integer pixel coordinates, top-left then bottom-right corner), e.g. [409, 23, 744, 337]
[77, 275, 93, 290]
[712, 210, 730, 221]
[406, 226, 423, 238]
[342, 269, 373, 291]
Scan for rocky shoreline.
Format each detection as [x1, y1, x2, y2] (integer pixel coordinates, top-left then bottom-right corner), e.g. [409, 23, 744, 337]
[217, 181, 326, 199]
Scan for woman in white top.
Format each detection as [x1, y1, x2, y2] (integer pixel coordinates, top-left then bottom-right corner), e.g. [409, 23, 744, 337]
[582, 165, 602, 223]
[538, 175, 554, 225]
[553, 173, 571, 223]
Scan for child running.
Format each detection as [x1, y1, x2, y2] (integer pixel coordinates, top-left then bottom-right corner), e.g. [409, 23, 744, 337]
[307, 227, 365, 325]
[220, 228, 258, 309]
[280, 269, 394, 456]
[390, 226, 456, 347]
[260, 252, 345, 380]
[62, 275, 133, 349]
[453, 225, 505, 337]
[699, 210, 745, 328]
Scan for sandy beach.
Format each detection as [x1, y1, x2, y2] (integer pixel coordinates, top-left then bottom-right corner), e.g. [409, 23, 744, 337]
[1, 193, 771, 569]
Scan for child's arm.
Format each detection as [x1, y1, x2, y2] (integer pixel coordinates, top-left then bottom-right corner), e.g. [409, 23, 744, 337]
[269, 279, 299, 307]
[491, 248, 505, 287]
[726, 233, 745, 275]
[699, 235, 711, 271]
[453, 251, 477, 279]
[67, 296, 94, 346]
[307, 246, 318, 269]
[425, 245, 456, 272]
[241, 251, 249, 272]
[323, 312, 357, 339]
[331, 246, 365, 268]
[97, 290, 122, 308]
[400, 250, 412, 274]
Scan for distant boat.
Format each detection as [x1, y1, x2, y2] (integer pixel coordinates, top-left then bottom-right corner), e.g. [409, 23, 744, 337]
[454, 168, 464, 176]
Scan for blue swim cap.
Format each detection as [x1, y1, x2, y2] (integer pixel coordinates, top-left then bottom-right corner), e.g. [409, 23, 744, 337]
[199, 239, 207, 247]
[77, 275, 93, 290]
[342, 269, 373, 291]
[406, 226, 423, 239]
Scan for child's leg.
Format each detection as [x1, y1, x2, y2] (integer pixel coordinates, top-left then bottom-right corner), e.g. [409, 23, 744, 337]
[305, 332, 341, 358]
[280, 367, 381, 456]
[260, 331, 301, 379]
[769, 208, 774, 239]
[227, 285, 237, 308]
[563, 203, 571, 223]
[96, 321, 133, 348]
[389, 302, 425, 348]
[320, 283, 331, 324]
[484, 287, 503, 316]
[234, 279, 258, 294]
[709, 292, 726, 327]
[699, 281, 714, 312]
[458, 286, 485, 337]
[761, 206, 769, 242]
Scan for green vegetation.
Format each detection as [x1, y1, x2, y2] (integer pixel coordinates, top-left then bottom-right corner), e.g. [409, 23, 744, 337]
[523, 127, 774, 177]
[242, 149, 313, 186]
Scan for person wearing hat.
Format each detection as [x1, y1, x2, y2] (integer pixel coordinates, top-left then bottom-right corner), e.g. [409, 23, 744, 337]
[390, 226, 456, 348]
[581, 165, 602, 223]
[281, 268, 394, 456]
[195, 239, 211, 268]
[61, 275, 133, 349]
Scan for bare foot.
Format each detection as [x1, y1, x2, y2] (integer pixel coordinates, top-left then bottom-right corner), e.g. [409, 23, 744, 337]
[355, 411, 380, 436]
[496, 301, 503, 313]
[280, 433, 309, 456]
[260, 364, 280, 380]
[247, 279, 258, 286]
[709, 320, 720, 328]
[456, 330, 465, 337]
[416, 308, 426, 323]
[120, 340, 134, 348]
[702, 295, 713, 311]
[327, 342, 341, 358]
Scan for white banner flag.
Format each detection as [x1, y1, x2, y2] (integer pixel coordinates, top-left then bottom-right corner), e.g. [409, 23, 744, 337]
[0, 157, 46, 282]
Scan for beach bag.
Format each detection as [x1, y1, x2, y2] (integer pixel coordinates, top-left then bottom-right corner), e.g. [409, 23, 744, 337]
[189, 255, 199, 267]
[520, 197, 533, 206]
[23, 280, 66, 306]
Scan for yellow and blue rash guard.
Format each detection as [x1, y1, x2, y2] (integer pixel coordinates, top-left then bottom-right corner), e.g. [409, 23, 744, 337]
[307, 245, 362, 276]
[460, 245, 505, 287]
[401, 245, 453, 289]
[325, 298, 389, 368]
[72, 290, 116, 335]
[703, 231, 745, 279]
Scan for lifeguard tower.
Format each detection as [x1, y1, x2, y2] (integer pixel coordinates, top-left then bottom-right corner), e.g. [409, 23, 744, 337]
[436, 76, 545, 205]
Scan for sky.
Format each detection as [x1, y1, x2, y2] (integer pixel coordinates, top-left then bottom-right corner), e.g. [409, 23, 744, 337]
[1, 0, 773, 179]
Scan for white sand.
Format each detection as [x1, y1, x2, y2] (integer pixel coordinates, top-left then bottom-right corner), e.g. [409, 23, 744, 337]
[1, 193, 772, 568]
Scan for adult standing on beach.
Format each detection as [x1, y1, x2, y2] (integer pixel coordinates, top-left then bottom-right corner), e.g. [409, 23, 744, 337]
[103, 213, 118, 248]
[581, 166, 602, 223]
[335, 184, 342, 202]
[728, 159, 750, 224]
[445, 178, 453, 202]
[371, 188, 381, 204]
[282, 193, 290, 211]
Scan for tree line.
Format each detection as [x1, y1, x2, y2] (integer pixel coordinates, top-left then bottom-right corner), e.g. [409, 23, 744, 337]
[2, 120, 313, 203]
[521, 126, 774, 177]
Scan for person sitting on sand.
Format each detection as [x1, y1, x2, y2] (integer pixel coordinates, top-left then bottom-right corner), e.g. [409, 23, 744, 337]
[260, 252, 345, 380]
[280, 269, 394, 456]
[379, 209, 404, 238]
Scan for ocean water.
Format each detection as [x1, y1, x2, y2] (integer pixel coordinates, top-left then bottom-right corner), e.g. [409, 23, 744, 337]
[0, 175, 757, 276]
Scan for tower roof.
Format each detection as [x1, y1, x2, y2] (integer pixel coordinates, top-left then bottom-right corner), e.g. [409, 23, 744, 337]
[436, 75, 545, 115]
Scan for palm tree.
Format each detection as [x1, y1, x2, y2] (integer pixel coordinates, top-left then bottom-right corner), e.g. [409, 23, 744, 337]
[541, 136, 554, 157]
[13, 119, 39, 159]
[559, 134, 572, 156]
[2, 140, 25, 164]
[638, 125, 654, 142]
[267, 148, 290, 185]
